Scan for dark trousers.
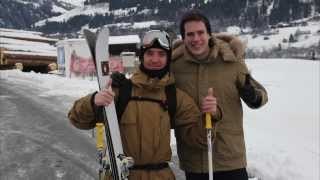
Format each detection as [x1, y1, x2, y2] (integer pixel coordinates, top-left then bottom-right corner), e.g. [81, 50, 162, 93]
[185, 168, 249, 180]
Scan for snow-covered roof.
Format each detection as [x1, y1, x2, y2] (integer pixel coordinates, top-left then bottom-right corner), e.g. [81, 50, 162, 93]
[58, 34, 140, 45]
[3, 50, 57, 58]
[1, 37, 57, 56]
[0, 28, 57, 42]
[110, 35, 140, 44]
[132, 21, 157, 29]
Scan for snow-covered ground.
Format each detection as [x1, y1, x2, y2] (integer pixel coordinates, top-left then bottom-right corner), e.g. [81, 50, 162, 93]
[0, 59, 319, 180]
[237, 20, 320, 52]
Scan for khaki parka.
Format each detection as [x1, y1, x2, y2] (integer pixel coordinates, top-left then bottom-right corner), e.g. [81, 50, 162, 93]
[171, 35, 268, 172]
[68, 69, 211, 180]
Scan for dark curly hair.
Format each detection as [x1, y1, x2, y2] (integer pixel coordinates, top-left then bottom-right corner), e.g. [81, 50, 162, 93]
[179, 10, 212, 39]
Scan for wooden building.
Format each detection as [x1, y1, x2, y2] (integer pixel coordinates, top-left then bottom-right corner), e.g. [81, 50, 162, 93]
[0, 28, 58, 73]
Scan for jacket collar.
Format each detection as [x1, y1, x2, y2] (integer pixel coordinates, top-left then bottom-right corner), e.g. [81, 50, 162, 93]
[172, 36, 238, 64]
[131, 69, 175, 90]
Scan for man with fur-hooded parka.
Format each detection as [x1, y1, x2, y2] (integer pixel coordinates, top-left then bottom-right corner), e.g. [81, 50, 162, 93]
[171, 11, 268, 180]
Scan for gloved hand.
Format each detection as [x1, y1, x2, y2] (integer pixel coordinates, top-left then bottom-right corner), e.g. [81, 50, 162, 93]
[239, 74, 262, 107]
[110, 72, 126, 87]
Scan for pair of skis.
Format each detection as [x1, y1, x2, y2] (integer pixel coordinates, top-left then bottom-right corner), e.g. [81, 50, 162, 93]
[83, 27, 133, 180]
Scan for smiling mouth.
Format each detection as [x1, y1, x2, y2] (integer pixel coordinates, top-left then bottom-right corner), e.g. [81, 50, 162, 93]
[191, 44, 202, 48]
[149, 66, 163, 69]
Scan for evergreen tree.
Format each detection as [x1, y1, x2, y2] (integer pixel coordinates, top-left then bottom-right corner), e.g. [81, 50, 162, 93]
[289, 33, 295, 43]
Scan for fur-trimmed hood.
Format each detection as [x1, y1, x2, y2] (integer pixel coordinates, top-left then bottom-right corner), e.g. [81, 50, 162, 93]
[172, 33, 246, 63]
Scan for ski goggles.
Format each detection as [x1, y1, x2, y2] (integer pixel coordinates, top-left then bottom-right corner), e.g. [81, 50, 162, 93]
[142, 30, 171, 50]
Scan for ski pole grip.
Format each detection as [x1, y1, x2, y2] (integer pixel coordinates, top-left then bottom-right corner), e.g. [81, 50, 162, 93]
[205, 113, 213, 129]
[96, 123, 105, 150]
[205, 88, 214, 129]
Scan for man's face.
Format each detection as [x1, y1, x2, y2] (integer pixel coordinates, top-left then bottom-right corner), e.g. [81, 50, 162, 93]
[143, 48, 167, 70]
[183, 21, 210, 59]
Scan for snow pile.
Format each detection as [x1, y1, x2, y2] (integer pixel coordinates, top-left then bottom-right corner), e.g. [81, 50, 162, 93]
[0, 59, 319, 180]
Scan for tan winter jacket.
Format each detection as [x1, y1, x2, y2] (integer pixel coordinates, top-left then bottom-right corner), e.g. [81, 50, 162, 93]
[68, 70, 209, 180]
[171, 35, 268, 172]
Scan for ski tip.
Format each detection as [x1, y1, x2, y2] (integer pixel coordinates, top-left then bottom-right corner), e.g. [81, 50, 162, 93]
[83, 29, 96, 37]
[97, 26, 109, 35]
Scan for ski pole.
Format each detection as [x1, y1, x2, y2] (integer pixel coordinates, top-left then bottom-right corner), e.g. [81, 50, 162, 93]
[205, 88, 215, 180]
[205, 113, 214, 180]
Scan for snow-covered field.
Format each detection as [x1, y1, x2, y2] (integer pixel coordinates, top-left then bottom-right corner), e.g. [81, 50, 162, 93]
[0, 59, 319, 180]
[240, 20, 320, 52]
[224, 20, 320, 53]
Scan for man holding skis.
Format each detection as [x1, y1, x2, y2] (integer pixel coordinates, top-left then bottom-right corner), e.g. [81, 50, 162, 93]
[171, 10, 268, 180]
[68, 30, 221, 180]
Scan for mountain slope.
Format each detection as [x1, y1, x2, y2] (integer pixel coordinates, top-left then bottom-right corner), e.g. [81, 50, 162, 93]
[0, 0, 84, 29]
[1, 0, 319, 34]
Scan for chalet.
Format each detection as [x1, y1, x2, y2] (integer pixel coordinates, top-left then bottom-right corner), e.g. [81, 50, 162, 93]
[0, 28, 58, 73]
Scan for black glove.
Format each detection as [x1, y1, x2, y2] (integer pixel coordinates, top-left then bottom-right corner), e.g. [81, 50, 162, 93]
[239, 74, 262, 107]
[90, 91, 104, 122]
[110, 72, 126, 87]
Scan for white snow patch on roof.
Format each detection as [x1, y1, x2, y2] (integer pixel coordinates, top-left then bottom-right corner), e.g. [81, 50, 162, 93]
[4, 50, 57, 57]
[0, 28, 57, 42]
[132, 21, 157, 29]
[110, 35, 140, 44]
[59, 34, 140, 45]
[1, 37, 56, 55]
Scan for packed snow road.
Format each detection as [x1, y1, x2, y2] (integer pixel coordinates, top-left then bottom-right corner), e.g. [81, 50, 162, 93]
[0, 81, 98, 180]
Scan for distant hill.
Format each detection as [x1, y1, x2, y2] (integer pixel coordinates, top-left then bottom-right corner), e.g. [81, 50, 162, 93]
[0, 0, 82, 29]
[0, 0, 319, 36]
